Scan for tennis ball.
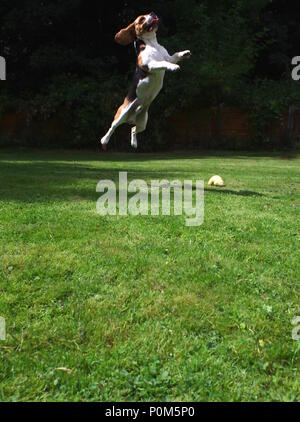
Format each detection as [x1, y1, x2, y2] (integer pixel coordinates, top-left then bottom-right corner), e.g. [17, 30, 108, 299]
[208, 175, 225, 187]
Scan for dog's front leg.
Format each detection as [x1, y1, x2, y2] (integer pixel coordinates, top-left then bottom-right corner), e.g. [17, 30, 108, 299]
[148, 60, 180, 72]
[169, 50, 192, 63]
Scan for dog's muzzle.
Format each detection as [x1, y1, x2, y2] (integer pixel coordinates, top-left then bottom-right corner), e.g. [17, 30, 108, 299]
[146, 12, 160, 31]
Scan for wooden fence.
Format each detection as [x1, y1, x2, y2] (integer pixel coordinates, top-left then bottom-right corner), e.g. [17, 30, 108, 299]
[1, 107, 300, 147]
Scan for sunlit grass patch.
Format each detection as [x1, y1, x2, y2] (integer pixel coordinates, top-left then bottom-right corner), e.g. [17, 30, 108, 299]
[0, 149, 299, 401]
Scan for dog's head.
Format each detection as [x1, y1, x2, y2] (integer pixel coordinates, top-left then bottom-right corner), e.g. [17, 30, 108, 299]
[115, 12, 160, 46]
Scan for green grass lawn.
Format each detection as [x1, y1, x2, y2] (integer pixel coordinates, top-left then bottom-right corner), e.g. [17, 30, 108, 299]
[0, 149, 299, 402]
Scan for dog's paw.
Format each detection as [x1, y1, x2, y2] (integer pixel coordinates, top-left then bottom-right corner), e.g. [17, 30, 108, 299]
[100, 136, 108, 145]
[131, 135, 138, 149]
[169, 64, 180, 72]
[181, 50, 192, 59]
[100, 137, 109, 151]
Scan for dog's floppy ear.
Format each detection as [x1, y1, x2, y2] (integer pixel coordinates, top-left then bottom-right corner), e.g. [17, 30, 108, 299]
[115, 22, 136, 46]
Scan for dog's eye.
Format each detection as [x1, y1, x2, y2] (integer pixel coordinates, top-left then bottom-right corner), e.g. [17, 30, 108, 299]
[138, 17, 145, 24]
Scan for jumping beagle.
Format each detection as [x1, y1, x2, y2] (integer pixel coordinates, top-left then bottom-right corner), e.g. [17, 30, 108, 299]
[100, 12, 191, 150]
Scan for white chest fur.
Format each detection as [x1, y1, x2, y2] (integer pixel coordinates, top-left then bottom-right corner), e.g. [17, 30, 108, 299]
[136, 38, 170, 106]
[140, 38, 169, 64]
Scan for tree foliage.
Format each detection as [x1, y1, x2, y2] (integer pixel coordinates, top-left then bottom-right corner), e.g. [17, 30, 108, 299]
[1, 0, 300, 148]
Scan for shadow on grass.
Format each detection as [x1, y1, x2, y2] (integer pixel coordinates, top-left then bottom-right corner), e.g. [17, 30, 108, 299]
[206, 188, 264, 197]
[0, 160, 265, 204]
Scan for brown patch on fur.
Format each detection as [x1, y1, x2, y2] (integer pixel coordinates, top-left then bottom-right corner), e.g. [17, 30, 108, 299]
[135, 15, 148, 37]
[137, 54, 149, 73]
[137, 54, 143, 68]
[114, 98, 131, 121]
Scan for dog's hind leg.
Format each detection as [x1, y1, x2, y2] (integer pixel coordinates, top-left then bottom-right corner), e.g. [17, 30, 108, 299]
[131, 110, 148, 149]
[101, 122, 118, 149]
[101, 99, 137, 150]
[101, 111, 124, 149]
